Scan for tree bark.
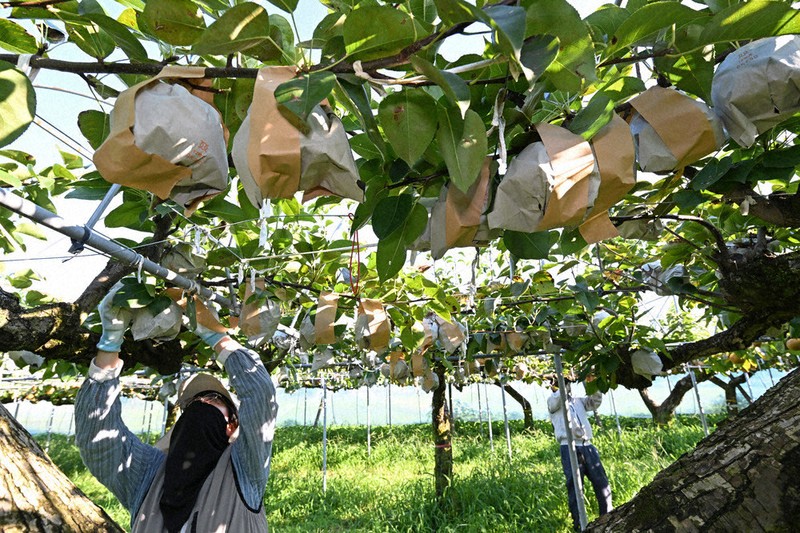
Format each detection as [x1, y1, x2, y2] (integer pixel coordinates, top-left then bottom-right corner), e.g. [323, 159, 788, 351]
[497, 383, 533, 429]
[0, 403, 124, 532]
[432, 363, 452, 501]
[587, 368, 800, 532]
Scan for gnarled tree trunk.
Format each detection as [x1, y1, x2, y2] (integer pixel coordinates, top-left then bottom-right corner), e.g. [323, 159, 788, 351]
[432, 363, 452, 501]
[497, 383, 534, 429]
[638, 369, 713, 425]
[588, 368, 800, 532]
[0, 403, 123, 532]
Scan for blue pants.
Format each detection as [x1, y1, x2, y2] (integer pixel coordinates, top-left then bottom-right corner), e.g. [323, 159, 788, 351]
[559, 444, 612, 530]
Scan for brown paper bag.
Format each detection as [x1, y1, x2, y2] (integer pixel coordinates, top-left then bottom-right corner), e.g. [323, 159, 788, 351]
[630, 86, 724, 171]
[535, 123, 599, 230]
[434, 315, 466, 354]
[411, 350, 427, 377]
[315, 291, 339, 345]
[580, 114, 637, 243]
[355, 298, 391, 352]
[232, 66, 363, 207]
[240, 279, 281, 346]
[164, 288, 229, 334]
[94, 66, 229, 214]
[431, 158, 494, 259]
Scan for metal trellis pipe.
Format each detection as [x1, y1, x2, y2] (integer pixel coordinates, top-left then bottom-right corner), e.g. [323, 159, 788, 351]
[322, 376, 328, 493]
[555, 351, 589, 531]
[0, 188, 237, 311]
[688, 366, 709, 437]
[500, 379, 512, 462]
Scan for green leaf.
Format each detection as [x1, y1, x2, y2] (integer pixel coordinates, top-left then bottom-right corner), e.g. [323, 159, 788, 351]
[373, 194, 413, 239]
[77, 110, 110, 150]
[606, 1, 708, 55]
[410, 56, 470, 117]
[655, 52, 714, 103]
[377, 89, 438, 166]
[568, 92, 615, 139]
[274, 72, 335, 129]
[700, 0, 800, 44]
[484, 5, 526, 69]
[0, 61, 35, 148]
[343, 6, 425, 61]
[762, 145, 800, 168]
[0, 19, 38, 54]
[433, 0, 477, 25]
[141, 0, 206, 46]
[585, 4, 629, 45]
[377, 231, 407, 283]
[503, 230, 554, 259]
[113, 280, 155, 309]
[519, 34, 560, 85]
[66, 21, 115, 59]
[337, 76, 387, 161]
[690, 156, 732, 190]
[248, 14, 295, 63]
[192, 3, 270, 56]
[0, 168, 22, 187]
[264, 0, 299, 13]
[15, 222, 46, 240]
[86, 13, 148, 60]
[524, 0, 595, 92]
[408, 0, 438, 25]
[437, 107, 487, 193]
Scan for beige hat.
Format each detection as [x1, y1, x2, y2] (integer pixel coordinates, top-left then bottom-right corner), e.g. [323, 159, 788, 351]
[154, 373, 237, 452]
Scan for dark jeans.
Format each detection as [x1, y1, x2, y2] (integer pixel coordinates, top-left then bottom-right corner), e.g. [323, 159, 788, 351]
[559, 444, 612, 530]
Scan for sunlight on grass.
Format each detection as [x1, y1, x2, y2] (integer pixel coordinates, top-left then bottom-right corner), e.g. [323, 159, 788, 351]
[40, 415, 712, 532]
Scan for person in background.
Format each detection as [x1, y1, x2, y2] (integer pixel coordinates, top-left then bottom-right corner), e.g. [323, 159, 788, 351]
[75, 284, 278, 532]
[547, 381, 612, 531]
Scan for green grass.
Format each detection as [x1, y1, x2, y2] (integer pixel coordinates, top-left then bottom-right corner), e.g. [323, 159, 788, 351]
[39, 415, 713, 532]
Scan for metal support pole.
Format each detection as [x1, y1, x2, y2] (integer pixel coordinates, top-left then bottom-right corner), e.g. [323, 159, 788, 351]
[161, 397, 169, 437]
[0, 188, 236, 310]
[417, 387, 422, 424]
[303, 388, 308, 427]
[485, 382, 494, 451]
[448, 382, 455, 423]
[477, 382, 483, 424]
[322, 376, 328, 493]
[68, 183, 121, 253]
[500, 379, 512, 462]
[387, 382, 392, 427]
[366, 385, 372, 457]
[688, 367, 709, 437]
[744, 372, 755, 400]
[44, 404, 55, 453]
[555, 351, 588, 531]
[609, 389, 623, 439]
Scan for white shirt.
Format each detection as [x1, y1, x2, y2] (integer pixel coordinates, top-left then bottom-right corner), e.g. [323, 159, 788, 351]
[547, 391, 603, 445]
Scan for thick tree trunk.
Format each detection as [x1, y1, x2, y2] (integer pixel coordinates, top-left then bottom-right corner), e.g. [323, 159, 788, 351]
[588, 368, 800, 532]
[432, 363, 452, 501]
[0, 403, 123, 532]
[497, 383, 533, 429]
[637, 369, 713, 425]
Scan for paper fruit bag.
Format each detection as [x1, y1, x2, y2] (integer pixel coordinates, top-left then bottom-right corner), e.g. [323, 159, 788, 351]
[579, 115, 637, 243]
[355, 299, 391, 352]
[535, 122, 600, 231]
[430, 158, 497, 259]
[314, 291, 339, 345]
[232, 66, 363, 207]
[488, 142, 549, 232]
[240, 279, 281, 347]
[131, 300, 183, 341]
[629, 86, 725, 172]
[712, 35, 800, 148]
[94, 66, 229, 214]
